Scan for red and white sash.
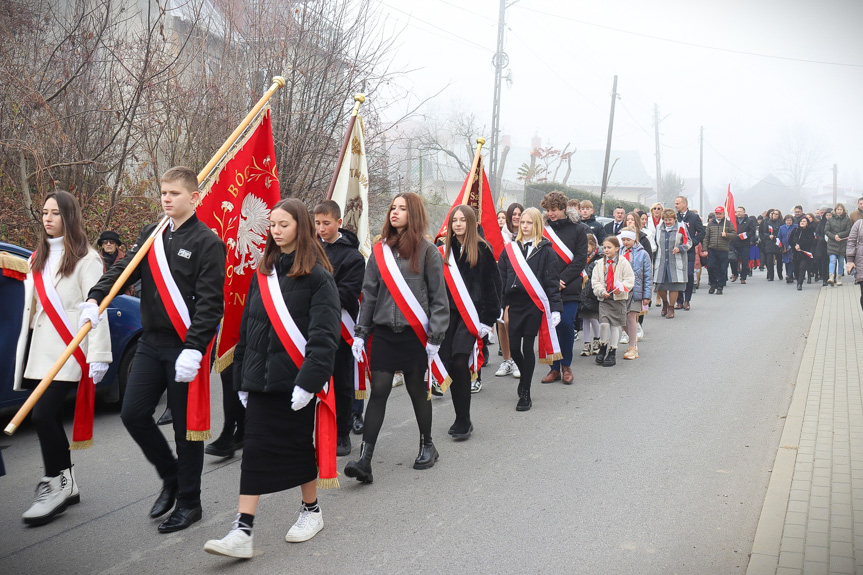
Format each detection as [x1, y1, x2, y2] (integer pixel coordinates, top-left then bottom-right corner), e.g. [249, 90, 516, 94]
[373, 242, 450, 395]
[31, 258, 95, 448]
[340, 307, 368, 399]
[500, 226, 512, 246]
[147, 229, 213, 441]
[439, 246, 484, 383]
[543, 226, 573, 265]
[505, 242, 562, 364]
[257, 269, 338, 488]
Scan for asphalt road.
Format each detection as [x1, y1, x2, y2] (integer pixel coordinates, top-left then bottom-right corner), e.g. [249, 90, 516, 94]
[0, 270, 819, 574]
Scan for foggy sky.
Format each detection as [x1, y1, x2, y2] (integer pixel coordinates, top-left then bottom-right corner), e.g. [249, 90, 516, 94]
[375, 0, 863, 204]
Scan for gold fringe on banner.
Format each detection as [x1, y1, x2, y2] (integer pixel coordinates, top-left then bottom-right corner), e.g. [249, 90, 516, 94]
[538, 352, 564, 365]
[317, 476, 341, 490]
[69, 439, 93, 450]
[186, 430, 212, 442]
[354, 390, 368, 400]
[0, 251, 30, 275]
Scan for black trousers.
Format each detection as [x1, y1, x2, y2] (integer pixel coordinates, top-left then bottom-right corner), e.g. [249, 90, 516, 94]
[706, 251, 729, 288]
[216, 367, 244, 440]
[120, 340, 204, 508]
[333, 340, 355, 438]
[28, 379, 77, 477]
[764, 253, 782, 279]
[794, 257, 811, 287]
[677, 252, 697, 304]
[731, 246, 751, 279]
[785, 261, 794, 280]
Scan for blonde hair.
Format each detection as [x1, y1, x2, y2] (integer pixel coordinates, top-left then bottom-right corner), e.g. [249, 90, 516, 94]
[516, 207, 543, 244]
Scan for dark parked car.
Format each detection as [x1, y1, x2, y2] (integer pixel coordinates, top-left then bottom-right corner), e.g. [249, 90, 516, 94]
[0, 242, 142, 412]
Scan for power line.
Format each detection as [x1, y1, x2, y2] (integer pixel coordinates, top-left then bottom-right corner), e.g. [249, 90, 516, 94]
[377, 1, 494, 53]
[511, 5, 863, 69]
[433, 0, 498, 23]
[703, 138, 787, 186]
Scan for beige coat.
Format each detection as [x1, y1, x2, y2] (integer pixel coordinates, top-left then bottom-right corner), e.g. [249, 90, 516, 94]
[591, 255, 635, 301]
[14, 249, 111, 389]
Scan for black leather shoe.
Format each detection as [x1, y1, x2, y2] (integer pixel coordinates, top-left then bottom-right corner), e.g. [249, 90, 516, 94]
[157, 505, 202, 533]
[708, 286, 716, 294]
[351, 413, 364, 435]
[449, 420, 473, 440]
[336, 435, 352, 457]
[594, 344, 608, 365]
[413, 436, 439, 470]
[156, 407, 173, 426]
[602, 347, 617, 367]
[516, 388, 532, 412]
[149, 482, 178, 518]
[205, 435, 236, 458]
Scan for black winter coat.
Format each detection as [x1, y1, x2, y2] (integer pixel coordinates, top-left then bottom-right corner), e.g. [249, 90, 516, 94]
[579, 254, 601, 312]
[581, 216, 606, 243]
[545, 216, 588, 302]
[760, 218, 783, 255]
[790, 226, 817, 259]
[730, 215, 757, 249]
[498, 239, 563, 312]
[443, 239, 501, 327]
[233, 254, 340, 395]
[322, 228, 365, 319]
[677, 210, 706, 248]
[89, 214, 226, 353]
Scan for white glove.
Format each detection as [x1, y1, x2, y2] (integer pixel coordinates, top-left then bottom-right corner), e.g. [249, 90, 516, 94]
[237, 391, 248, 408]
[174, 349, 203, 382]
[78, 302, 103, 330]
[291, 386, 314, 411]
[478, 323, 493, 339]
[89, 362, 109, 384]
[351, 337, 365, 363]
[551, 311, 561, 327]
[426, 343, 440, 362]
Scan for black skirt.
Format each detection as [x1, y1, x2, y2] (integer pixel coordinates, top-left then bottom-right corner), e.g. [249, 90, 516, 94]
[368, 324, 427, 374]
[240, 390, 317, 495]
[507, 292, 543, 337]
[440, 309, 476, 360]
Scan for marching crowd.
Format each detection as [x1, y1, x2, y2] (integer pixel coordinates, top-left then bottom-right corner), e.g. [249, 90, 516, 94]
[6, 165, 863, 561]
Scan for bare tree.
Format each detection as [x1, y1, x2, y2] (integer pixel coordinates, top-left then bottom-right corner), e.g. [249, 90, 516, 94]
[775, 124, 829, 205]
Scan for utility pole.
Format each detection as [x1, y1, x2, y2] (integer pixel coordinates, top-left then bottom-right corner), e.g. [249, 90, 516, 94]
[489, 0, 510, 198]
[699, 126, 704, 213]
[598, 75, 619, 216]
[654, 103, 662, 205]
[833, 163, 838, 206]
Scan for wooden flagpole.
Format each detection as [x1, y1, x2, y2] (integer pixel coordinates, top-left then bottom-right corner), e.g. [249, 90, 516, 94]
[462, 138, 485, 205]
[5, 77, 287, 436]
[325, 93, 366, 201]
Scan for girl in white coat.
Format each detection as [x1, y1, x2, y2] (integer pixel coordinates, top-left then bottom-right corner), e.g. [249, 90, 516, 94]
[14, 190, 111, 526]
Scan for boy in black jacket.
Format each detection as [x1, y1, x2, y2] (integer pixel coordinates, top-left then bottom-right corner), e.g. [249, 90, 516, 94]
[82, 166, 226, 533]
[314, 200, 366, 456]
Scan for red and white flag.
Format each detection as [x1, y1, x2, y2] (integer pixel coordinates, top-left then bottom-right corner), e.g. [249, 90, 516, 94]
[198, 108, 281, 373]
[725, 185, 738, 233]
[436, 157, 504, 259]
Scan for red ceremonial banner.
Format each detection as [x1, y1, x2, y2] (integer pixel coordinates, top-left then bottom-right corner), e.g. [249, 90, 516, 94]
[725, 185, 738, 233]
[198, 108, 281, 371]
[436, 158, 504, 259]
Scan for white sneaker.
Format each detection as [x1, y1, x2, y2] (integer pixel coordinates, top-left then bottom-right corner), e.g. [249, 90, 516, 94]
[620, 332, 629, 344]
[636, 324, 644, 341]
[204, 516, 253, 559]
[431, 378, 443, 396]
[573, 330, 580, 342]
[393, 372, 405, 387]
[22, 475, 68, 525]
[285, 507, 323, 543]
[512, 363, 521, 379]
[471, 378, 483, 393]
[495, 359, 513, 377]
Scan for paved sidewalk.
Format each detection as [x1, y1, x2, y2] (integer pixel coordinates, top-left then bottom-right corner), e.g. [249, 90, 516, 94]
[748, 282, 863, 575]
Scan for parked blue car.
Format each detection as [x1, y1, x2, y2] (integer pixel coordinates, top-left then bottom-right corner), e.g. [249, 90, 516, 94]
[0, 242, 142, 412]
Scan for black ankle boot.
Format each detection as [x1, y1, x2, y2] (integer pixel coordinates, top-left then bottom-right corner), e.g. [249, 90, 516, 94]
[344, 442, 375, 483]
[448, 419, 473, 440]
[594, 344, 608, 365]
[413, 436, 439, 470]
[516, 387, 532, 411]
[602, 347, 617, 367]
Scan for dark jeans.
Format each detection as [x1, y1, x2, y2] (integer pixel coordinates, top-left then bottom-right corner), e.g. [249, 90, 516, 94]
[28, 379, 77, 476]
[706, 251, 729, 288]
[677, 251, 697, 304]
[333, 340, 355, 437]
[120, 340, 204, 508]
[784, 261, 794, 280]
[552, 301, 579, 369]
[764, 253, 782, 280]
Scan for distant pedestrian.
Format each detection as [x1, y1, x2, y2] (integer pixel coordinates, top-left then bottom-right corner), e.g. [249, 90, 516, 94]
[729, 206, 756, 284]
[591, 236, 634, 367]
[619, 229, 651, 360]
[674, 196, 704, 310]
[654, 209, 692, 319]
[579, 234, 601, 356]
[702, 206, 735, 295]
[579, 200, 606, 243]
[790, 215, 817, 291]
[845, 218, 863, 312]
[778, 214, 798, 283]
[826, 203, 852, 286]
[97, 230, 125, 270]
[760, 209, 783, 281]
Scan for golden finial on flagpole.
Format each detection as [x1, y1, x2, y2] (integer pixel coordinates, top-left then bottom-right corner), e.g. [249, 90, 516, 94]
[273, 76, 286, 88]
[477, 137, 486, 148]
[352, 93, 366, 116]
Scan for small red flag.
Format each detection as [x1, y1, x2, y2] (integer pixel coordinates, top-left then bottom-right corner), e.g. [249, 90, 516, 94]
[725, 185, 738, 232]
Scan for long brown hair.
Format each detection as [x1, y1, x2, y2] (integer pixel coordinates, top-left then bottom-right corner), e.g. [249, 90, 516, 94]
[505, 202, 524, 234]
[32, 190, 90, 277]
[381, 192, 428, 273]
[444, 205, 488, 268]
[260, 198, 332, 277]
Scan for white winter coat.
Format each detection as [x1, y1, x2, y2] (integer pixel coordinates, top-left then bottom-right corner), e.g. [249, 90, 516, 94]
[14, 249, 112, 389]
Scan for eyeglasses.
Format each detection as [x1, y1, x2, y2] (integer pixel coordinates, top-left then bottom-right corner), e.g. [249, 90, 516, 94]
[102, 240, 117, 245]
[652, 207, 661, 211]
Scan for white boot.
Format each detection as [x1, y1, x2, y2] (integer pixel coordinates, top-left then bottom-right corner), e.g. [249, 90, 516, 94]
[22, 475, 69, 525]
[61, 466, 80, 505]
